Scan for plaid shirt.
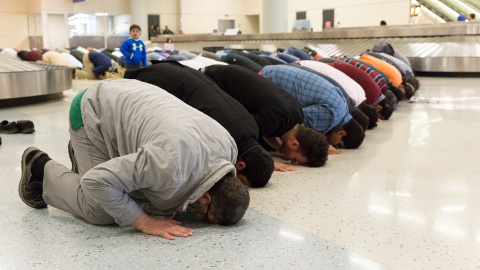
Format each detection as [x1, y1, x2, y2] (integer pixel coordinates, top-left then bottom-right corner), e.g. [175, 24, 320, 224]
[335, 57, 389, 93]
[261, 65, 351, 133]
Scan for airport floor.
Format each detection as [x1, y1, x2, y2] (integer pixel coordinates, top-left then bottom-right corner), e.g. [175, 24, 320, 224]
[1, 76, 479, 269]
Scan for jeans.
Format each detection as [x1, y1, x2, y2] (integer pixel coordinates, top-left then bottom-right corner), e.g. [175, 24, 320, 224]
[125, 62, 142, 71]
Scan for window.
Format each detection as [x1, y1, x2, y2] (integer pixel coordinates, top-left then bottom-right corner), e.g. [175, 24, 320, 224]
[67, 13, 130, 36]
[296, 11, 306, 20]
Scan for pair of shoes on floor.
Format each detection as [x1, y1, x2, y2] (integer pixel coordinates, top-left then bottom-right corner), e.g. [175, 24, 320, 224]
[0, 120, 35, 134]
[19, 147, 48, 209]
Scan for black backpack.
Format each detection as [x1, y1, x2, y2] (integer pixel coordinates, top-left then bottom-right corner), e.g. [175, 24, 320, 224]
[372, 43, 395, 56]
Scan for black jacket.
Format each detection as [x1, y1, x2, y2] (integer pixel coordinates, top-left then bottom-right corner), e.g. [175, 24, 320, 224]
[220, 53, 263, 73]
[203, 64, 304, 138]
[124, 61, 259, 155]
[236, 52, 272, 67]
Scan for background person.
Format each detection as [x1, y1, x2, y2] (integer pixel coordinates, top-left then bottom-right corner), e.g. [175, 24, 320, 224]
[120, 24, 147, 71]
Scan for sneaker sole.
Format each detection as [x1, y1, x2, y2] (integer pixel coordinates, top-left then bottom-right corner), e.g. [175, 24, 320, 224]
[20, 128, 35, 134]
[18, 147, 47, 209]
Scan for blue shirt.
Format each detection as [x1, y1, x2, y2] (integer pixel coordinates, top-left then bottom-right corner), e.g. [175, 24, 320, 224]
[287, 47, 313, 60]
[120, 38, 147, 66]
[261, 65, 352, 133]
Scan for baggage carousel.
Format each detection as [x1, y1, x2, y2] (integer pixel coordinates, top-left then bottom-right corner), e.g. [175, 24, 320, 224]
[0, 55, 73, 107]
[152, 22, 480, 73]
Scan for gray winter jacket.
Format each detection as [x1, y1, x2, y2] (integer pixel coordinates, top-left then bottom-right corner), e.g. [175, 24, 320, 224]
[80, 79, 237, 226]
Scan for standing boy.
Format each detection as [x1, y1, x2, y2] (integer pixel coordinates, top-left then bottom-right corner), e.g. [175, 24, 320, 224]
[120, 24, 147, 71]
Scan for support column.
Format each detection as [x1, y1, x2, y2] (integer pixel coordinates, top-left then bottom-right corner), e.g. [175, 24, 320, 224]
[262, 0, 288, 34]
[130, 0, 148, 42]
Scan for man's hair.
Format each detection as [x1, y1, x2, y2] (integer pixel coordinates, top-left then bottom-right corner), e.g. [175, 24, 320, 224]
[357, 102, 378, 129]
[408, 77, 420, 90]
[209, 173, 250, 226]
[130, 24, 141, 32]
[380, 20, 387, 26]
[378, 98, 394, 120]
[402, 78, 415, 100]
[388, 84, 405, 102]
[352, 110, 370, 131]
[239, 145, 274, 188]
[471, 14, 476, 20]
[383, 89, 398, 111]
[342, 119, 365, 149]
[296, 125, 329, 167]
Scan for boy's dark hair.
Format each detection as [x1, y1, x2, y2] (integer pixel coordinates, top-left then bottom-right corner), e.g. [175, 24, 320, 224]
[239, 145, 274, 188]
[130, 24, 141, 32]
[378, 98, 394, 120]
[471, 14, 475, 20]
[357, 102, 379, 129]
[342, 119, 365, 149]
[209, 173, 250, 226]
[296, 125, 329, 167]
[352, 110, 370, 131]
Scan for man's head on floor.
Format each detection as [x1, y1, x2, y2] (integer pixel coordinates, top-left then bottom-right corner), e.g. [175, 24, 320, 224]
[326, 119, 365, 149]
[235, 145, 274, 188]
[357, 102, 379, 129]
[352, 110, 370, 131]
[190, 173, 250, 225]
[279, 124, 329, 167]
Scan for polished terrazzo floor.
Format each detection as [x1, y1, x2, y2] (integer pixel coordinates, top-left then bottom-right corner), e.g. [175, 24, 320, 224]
[1, 77, 479, 269]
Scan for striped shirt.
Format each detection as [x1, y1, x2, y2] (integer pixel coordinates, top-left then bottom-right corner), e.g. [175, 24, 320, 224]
[335, 57, 389, 93]
[261, 65, 351, 133]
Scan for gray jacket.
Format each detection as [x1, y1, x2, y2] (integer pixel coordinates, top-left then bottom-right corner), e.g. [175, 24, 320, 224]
[80, 79, 237, 226]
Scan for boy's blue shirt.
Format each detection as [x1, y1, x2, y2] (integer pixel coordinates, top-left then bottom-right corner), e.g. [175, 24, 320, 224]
[120, 38, 147, 66]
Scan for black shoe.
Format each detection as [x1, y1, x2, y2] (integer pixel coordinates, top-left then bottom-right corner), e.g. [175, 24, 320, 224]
[68, 141, 79, 174]
[17, 120, 35, 134]
[18, 147, 48, 209]
[0, 120, 20, 134]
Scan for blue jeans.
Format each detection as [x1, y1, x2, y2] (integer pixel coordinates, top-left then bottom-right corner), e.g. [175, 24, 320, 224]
[125, 62, 142, 71]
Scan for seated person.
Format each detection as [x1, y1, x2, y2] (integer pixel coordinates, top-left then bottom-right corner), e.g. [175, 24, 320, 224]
[164, 38, 175, 51]
[287, 47, 313, 60]
[235, 51, 272, 67]
[290, 64, 371, 131]
[18, 50, 43, 62]
[326, 60, 394, 120]
[19, 79, 249, 240]
[261, 65, 365, 150]
[124, 61, 274, 187]
[42, 51, 74, 67]
[220, 52, 263, 73]
[298, 60, 367, 106]
[359, 53, 402, 88]
[76, 51, 112, 80]
[203, 65, 329, 171]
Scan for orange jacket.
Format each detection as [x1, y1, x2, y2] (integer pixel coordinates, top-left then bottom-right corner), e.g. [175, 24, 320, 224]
[360, 54, 402, 87]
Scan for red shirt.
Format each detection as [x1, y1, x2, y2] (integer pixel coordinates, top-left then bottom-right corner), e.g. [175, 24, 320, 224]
[328, 62, 383, 105]
[336, 58, 389, 94]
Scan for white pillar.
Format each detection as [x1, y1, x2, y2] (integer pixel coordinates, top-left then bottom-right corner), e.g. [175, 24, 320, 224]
[262, 0, 288, 34]
[130, 0, 148, 42]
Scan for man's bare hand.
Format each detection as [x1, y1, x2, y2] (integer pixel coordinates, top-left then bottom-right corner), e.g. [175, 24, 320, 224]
[274, 161, 298, 172]
[132, 212, 193, 240]
[328, 145, 343, 155]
